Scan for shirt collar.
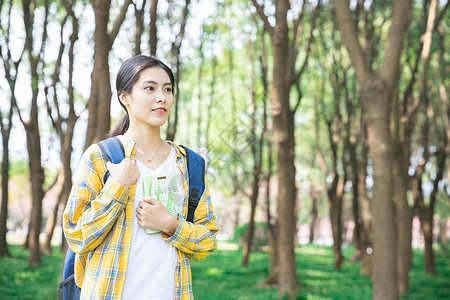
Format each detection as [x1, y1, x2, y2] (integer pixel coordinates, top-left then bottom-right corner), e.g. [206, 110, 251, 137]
[116, 135, 187, 159]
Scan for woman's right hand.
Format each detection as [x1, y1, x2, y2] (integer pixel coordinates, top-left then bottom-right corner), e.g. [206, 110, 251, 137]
[106, 158, 140, 188]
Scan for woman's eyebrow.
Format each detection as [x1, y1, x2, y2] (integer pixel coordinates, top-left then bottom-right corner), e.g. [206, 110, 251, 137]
[141, 80, 172, 86]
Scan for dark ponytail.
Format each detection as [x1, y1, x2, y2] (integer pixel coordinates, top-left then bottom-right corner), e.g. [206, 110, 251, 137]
[108, 55, 175, 137]
[108, 114, 129, 137]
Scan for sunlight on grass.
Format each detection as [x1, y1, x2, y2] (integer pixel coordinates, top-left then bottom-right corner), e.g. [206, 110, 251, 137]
[0, 243, 448, 299]
[206, 267, 222, 276]
[0, 245, 62, 300]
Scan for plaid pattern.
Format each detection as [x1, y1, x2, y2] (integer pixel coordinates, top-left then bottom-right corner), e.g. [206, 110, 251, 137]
[63, 136, 218, 300]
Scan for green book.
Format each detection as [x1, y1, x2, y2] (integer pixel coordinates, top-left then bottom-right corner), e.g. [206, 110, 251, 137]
[142, 174, 179, 234]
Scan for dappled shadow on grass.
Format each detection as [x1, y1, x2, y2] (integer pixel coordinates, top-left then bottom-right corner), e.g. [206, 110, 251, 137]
[191, 244, 449, 300]
[296, 246, 371, 299]
[405, 247, 450, 300]
[0, 245, 63, 300]
[191, 245, 372, 300]
[1, 243, 448, 299]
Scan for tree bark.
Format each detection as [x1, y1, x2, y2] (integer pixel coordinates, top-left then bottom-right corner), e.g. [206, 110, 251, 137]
[0, 118, 12, 257]
[259, 34, 278, 286]
[149, 0, 158, 55]
[242, 42, 264, 266]
[20, 0, 51, 266]
[251, 1, 317, 295]
[133, 0, 147, 55]
[85, 0, 132, 149]
[365, 77, 399, 300]
[268, 2, 298, 294]
[358, 119, 372, 275]
[166, 0, 191, 142]
[308, 186, 319, 244]
[42, 2, 79, 253]
[336, 1, 413, 298]
[0, 0, 24, 257]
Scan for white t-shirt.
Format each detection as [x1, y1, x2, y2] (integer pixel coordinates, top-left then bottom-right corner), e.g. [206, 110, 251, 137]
[121, 146, 185, 299]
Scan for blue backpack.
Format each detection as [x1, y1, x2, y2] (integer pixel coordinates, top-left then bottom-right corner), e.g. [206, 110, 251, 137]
[58, 137, 205, 300]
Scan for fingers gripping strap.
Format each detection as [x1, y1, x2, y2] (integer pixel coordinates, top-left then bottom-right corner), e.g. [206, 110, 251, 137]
[180, 145, 205, 223]
[97, 137, 125, 184]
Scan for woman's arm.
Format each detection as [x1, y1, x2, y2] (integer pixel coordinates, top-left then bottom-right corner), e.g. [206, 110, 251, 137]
[163, 180, 218, 261]
[63, 145, 138, 255]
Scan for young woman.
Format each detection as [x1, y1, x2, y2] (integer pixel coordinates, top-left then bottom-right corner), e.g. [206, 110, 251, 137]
[63, 55, 218, 300]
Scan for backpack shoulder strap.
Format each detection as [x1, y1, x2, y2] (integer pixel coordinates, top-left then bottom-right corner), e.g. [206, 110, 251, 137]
[179, 145, 205, 223]
[97, 137, 125, 184]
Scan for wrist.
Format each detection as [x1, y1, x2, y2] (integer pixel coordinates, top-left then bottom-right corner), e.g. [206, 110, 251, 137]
[164, 216, 179, 237]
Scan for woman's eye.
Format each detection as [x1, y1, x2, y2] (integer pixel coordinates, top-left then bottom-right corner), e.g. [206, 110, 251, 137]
[145, 86, 154, 91]
[165, 87, 173, 93]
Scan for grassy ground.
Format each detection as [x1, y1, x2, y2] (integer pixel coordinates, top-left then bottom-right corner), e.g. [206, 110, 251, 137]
[191, 244, 450, 299]
[0, 245, 63, 300]
[0, 243, 448, 299]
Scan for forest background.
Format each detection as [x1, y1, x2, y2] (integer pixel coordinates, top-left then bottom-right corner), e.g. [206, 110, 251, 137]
[0, 0, 449, 299]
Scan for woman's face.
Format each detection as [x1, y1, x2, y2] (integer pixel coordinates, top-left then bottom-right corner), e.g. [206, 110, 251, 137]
[121, 67, 174, 128]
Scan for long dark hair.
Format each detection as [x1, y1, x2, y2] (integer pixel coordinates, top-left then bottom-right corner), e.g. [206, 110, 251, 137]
[108, 55, 175, 137]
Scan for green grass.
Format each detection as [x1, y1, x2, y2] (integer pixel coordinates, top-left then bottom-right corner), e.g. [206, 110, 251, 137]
[0, 245, 63, 300]
[0, 243, 448, 299]
[191, 244, 450, 300]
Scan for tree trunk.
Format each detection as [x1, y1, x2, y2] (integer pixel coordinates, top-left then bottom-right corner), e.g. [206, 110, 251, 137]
[242, 185, 258, 266]
[272, 46, 298, 299]
[336, 1, 413, 298]
[262, 115, 278, 286]
[165, 0, 191, 142]
[133, 0, 147, 55]
[251, 0, 317, 295]
[419, 207, 436, 274]
[0, 131, 12, 257]
[85, 0, 132, 149]
[25, 121, 45, 266]
[308, 186, 319, 244]
[327, 174, 344, 269]
[21, 0, 49, 267]
[0, 0, 20, 257]
[358, 126, 372, 275]
[149, 0, 158, 55]
[365, 79, 398, 299]
[42, 160, 74, 254]
[242, 38, 263, 267]
[42, 3, 79, 253]
[85, 1, 113, 148]
[259, 32, 278, 285]
[392, 155, 413, 294]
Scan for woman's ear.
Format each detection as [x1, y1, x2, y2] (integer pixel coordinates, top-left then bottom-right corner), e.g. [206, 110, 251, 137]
[119, 93, 129, 107]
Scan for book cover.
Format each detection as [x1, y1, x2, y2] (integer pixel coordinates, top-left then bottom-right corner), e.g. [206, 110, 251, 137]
[142, 173, 179, 234]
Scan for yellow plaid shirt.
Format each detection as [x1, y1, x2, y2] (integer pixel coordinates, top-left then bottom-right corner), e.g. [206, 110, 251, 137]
[63, 135, 218, 299]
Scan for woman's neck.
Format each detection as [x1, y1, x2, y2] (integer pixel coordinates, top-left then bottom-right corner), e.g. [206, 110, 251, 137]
[124, 124, 164, 150]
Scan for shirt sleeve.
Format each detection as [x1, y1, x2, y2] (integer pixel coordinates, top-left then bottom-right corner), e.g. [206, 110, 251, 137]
[163, 178, 218, 261]
[63, 145, 130, 255]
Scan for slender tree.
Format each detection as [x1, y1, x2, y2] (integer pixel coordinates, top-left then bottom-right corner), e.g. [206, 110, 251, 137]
[166, 0, 191, 141]
[251, 0, 318, 296]
[336, 1, 413, 299]
[133, 0, 147, 55]
[42, 0, 80, 254]
[84, 0, 132, 149]
[242, 33, 265, 266]
[0, 0, 25, 258]
[149, 0, 158, 55]
[18, 0, 50, 266]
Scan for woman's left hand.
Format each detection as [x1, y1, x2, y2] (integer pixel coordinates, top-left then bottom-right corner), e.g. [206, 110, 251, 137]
[137, 197, 178, 236]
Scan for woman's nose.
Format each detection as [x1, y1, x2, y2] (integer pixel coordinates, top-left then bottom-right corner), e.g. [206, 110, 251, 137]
[155, 89, 166, 102]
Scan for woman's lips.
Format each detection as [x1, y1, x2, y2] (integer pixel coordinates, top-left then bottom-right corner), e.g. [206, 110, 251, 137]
[152, 108, 167, 113]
